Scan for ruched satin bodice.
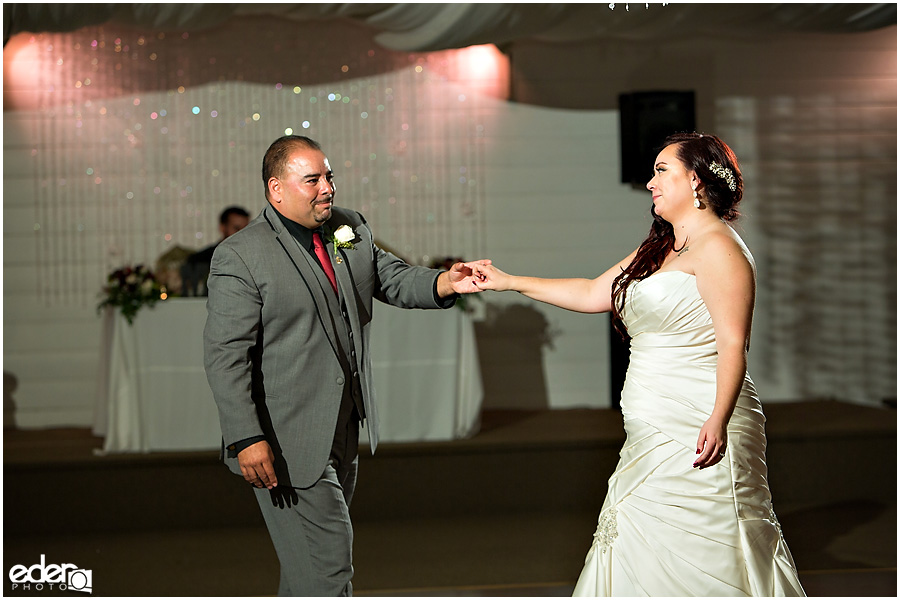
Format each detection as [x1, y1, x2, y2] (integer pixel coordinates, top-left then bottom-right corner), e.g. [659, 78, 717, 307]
[573, 270, 805, 597]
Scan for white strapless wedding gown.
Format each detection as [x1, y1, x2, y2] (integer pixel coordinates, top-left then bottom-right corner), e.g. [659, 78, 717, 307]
[573, 271, 805, 597]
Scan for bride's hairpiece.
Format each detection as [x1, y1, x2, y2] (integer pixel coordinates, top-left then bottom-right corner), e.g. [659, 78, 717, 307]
[709, 162, 736, 192]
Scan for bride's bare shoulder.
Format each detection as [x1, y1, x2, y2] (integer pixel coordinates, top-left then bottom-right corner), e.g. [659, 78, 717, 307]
[695, 226, 756, 276]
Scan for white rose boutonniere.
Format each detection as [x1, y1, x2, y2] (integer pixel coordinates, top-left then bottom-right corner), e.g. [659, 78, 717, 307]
[330, 225, 356, 257]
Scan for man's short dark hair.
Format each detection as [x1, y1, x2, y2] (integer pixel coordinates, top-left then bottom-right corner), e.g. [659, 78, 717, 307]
[219, 206, 250, 225]
[262, 135, 323, 200]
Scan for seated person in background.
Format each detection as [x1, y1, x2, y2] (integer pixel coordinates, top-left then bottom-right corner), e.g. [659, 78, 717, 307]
[181, 206, 250, 296]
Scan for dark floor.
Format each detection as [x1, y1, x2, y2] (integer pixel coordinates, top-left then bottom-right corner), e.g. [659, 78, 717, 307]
[4, 401, 897, 597]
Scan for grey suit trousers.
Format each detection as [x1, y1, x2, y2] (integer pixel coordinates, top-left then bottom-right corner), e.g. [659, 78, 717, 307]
[254, 395, 361, 596]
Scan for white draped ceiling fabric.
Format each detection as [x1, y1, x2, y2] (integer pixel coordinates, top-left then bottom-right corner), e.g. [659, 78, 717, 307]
[4, 3, 897, 50]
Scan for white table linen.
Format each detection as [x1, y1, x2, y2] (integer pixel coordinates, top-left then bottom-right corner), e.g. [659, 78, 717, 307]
[94, 300, 482, 452]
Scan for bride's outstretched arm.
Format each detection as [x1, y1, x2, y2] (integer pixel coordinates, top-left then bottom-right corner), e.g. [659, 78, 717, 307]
[466, 249, 637, 314]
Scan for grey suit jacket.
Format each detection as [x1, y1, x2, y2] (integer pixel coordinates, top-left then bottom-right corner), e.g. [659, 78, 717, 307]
[203, 204, 449, 488]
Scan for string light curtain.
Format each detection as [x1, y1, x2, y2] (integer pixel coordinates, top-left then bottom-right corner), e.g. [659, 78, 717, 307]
[4, 20, 501, 308]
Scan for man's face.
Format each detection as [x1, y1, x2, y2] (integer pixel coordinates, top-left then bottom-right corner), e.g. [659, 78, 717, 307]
[220, 214, 249, 238]
[267, 147, 335, 229]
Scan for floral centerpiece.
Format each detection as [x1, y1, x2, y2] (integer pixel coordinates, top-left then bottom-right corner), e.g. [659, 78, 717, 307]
[97, 264, 165, 324]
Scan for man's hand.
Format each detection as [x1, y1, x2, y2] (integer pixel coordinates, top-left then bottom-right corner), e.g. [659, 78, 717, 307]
[436, 259, 492, 297]
[238, 440, 278, 489]
[438, 259, 491, 298]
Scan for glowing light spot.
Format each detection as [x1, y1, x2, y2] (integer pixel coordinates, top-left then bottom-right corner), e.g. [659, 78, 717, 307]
[401, 124, 409, 131]
[342, 97, 350, 104]
[160, 291, 168, 300]
[360, 112, 368, 119]
[149, 53, 157, 61]
[192, 106, 200, 115]
[284, 128, 293, 135]
[133, 98, 141, 106]
[126, 192, 134, 199]
[177, 86, 185, 93]
[99, 107, 107, 115]
[75, 81, 82, 88]
[309, 97, 317, 104]
[86, 168, 94, 175]
[328, 93, 336, 101]
[91, 40, 98, 48]
[210, 110, 218, 117]
[342, 65, 349, 73]
[160, 109, 167, 117]
[293, 86, 301, 94]
[344, 161, 352, 168]
[301, 121, 310, 129]
[94, 177, 102, 184]
[275, 83, 283, 90]
[415, 66, 423, 73]
[165, 234, 172, 241]
[150, 112, 158, 119]
[252, 113, 261, 121]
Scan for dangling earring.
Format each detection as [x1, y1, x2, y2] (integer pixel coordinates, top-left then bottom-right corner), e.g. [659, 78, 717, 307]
[692, 187, 701, 209]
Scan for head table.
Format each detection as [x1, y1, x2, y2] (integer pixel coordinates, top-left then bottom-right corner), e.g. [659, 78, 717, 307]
[93, 299, 483, 453]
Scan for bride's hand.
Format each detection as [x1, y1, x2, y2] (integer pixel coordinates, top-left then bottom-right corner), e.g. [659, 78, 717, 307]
[466, 262, 513, 292]
[694, 416, 728, 470]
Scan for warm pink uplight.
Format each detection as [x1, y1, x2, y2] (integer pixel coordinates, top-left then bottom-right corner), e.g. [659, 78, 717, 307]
[448, 44, 510, 100]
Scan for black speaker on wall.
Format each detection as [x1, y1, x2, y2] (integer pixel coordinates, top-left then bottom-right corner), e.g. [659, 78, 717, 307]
[619, 91, 696, 187]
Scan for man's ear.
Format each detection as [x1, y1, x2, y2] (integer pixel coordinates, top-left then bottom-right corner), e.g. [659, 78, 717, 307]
[267, 177, 281, 202]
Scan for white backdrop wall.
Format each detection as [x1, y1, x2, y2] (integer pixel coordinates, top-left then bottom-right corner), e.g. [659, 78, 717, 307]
[3, 18, 896, 428]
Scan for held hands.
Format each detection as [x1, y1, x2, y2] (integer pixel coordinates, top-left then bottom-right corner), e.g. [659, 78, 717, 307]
[238, 440, 278, 489]
[694, 416, 728, 470]
[438, 259, 492, 296]
[467, 262, 513, 292]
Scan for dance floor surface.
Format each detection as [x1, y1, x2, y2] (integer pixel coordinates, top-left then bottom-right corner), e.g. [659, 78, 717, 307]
[4, 401, 896, 597]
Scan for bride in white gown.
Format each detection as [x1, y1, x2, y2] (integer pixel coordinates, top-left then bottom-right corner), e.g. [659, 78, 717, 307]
[468, 133, 805, 596]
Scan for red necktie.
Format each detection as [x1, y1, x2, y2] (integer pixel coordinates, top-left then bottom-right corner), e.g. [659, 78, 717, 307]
[312, 231, 338, 296]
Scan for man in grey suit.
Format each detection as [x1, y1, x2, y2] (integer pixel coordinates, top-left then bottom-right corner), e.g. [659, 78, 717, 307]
[203, 135, 485, 596]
